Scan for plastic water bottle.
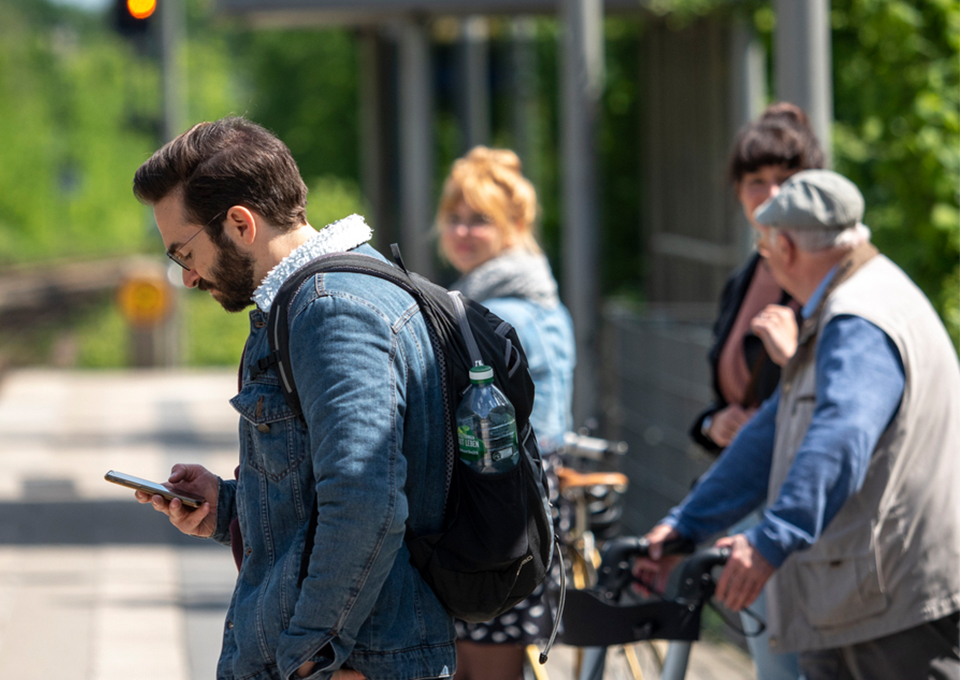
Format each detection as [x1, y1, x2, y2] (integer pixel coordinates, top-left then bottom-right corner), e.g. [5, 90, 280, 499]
[456, 365, 520, 473]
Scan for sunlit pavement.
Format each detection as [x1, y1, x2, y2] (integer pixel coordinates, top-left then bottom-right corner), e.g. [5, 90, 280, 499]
[0, 369, 754, 680]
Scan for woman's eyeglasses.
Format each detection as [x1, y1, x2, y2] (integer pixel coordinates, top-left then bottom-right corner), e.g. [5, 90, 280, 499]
[445, 213, 494, 230]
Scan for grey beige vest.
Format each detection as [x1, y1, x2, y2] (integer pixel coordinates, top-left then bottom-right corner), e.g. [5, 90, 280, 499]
[766, 251, 960, 653]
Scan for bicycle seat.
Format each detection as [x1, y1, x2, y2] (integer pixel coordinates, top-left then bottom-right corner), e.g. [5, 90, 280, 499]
[556, 467, 628, 493]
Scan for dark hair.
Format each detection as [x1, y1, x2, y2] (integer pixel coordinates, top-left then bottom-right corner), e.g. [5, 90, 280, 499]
[727, 102, 825, 184]
[133, 117, 308, 237]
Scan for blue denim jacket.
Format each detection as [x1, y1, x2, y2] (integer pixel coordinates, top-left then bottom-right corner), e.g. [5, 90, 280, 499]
[212, 245, 455, 680]
[481, 297, 575, 450]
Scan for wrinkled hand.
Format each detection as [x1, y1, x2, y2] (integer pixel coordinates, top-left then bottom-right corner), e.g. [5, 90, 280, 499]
[707, 404, 755, 448]
[135, 463, 219, 538]
[632, 524, 684, 597]
[750, 304, 798, 367]
[713, 534, 775, 611]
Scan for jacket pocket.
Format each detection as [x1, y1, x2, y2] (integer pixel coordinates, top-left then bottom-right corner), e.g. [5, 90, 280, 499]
[231, 386, 307, 480]
[794, 553, 888, 628]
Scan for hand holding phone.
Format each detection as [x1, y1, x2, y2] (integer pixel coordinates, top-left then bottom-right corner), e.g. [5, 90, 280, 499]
[105, 470, 205, 508]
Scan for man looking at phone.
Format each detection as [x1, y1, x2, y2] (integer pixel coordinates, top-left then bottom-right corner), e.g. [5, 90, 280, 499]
[637, 171, 960, 680]
[131, 117, 455, 680]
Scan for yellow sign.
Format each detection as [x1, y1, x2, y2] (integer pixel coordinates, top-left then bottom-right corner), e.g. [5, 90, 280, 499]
[117, 276, 172, 327]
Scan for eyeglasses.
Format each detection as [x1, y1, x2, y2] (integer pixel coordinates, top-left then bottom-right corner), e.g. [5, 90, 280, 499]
[166, 212, 223, 270]
[444, 212, 494, 230]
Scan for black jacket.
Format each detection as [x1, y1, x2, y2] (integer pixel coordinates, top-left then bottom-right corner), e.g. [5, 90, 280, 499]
[690, 253, 793, 455]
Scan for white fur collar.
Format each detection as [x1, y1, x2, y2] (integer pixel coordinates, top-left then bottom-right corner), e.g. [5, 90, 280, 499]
[253, 214, 373, 313]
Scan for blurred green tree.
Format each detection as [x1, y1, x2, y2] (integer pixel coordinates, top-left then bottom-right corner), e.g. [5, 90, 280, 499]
[0, 0, 160, 263]
[830, 0, 959, 348]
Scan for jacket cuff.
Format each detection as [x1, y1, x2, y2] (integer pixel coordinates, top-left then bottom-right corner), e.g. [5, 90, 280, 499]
[277, 631, 341, 680]
[689, 408, 722, 455]
[744, 523, 789, 569]
[211, 478, 237, 546]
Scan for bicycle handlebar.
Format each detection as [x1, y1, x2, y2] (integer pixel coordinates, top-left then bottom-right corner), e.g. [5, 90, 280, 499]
[559, 536, 732, 647]
[560, 431, 628, 461]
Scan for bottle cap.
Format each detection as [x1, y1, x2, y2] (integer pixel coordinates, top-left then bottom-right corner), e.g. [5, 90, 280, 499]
[469, 365, 494, 384]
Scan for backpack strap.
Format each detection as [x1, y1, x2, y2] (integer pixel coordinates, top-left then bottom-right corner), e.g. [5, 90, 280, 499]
[265, 250, 424, 420]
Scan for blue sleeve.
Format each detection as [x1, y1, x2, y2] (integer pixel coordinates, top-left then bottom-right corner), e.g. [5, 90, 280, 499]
[666, 392, 778, 542]
[746, 315, 905, 567]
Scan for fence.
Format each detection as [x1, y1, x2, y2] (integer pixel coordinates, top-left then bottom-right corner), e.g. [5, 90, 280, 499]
[600, 301, 719, 535]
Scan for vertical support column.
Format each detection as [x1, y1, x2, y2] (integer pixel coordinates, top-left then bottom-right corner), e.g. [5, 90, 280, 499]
[159, 0, 186, 366]
[730, 19, 768, 258]
[560, 0, 604, 425]
[359, 28, 385, 248]
[160, 0, 186, 142]
[398, 19, 435, 279]
[511, 17, 540, 187]
[774, 0, 833, 165]
[461, 16, 491, 149]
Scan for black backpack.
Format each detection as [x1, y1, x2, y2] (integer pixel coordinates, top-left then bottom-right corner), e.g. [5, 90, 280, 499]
[257, 245, 557, 628]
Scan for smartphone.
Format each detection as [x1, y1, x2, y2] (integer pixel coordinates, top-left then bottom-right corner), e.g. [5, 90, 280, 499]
[104, 470, 204, 508]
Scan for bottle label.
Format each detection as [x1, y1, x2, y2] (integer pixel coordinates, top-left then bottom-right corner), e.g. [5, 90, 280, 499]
[457, 425, 484, 462]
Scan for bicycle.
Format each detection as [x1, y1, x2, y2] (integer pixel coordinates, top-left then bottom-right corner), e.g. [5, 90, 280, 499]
[525, 432, 668, 680]
[559, 537, 732, 680]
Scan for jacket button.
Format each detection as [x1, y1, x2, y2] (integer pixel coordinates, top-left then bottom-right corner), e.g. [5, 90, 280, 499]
[257, 423, 271, 433]
[245, 547, 252, 556]
[769, 636, 778, 647]
[227, 621, 234, 629]
[254, 321, 266, 329]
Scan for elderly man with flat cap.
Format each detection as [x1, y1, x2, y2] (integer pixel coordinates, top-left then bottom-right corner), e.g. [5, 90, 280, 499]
[637, 170, 960, 679]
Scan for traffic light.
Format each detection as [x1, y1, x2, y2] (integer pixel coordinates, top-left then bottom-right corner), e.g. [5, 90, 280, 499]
[114, 0, 157, 37]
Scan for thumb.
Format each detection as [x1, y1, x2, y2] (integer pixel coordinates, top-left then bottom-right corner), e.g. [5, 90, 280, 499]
[169, 464, 189, 483]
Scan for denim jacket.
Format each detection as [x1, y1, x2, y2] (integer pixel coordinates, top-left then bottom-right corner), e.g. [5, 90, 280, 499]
[211, 244, 455, 680]
[482, 297, 575, 449]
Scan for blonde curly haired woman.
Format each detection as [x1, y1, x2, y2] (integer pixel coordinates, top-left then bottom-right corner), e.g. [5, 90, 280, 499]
[437, 146, 575, 680]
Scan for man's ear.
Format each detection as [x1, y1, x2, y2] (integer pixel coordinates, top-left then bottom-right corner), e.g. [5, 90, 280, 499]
[777, 230, 798, 265]
[223, 205, 258, 246]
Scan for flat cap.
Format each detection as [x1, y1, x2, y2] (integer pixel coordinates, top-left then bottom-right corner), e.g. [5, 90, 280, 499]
[755, 169, 865, 231]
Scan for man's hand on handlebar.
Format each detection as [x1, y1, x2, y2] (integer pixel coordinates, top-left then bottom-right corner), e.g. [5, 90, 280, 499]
[713, 533, 775, 611]
[631, 524, 685, 597]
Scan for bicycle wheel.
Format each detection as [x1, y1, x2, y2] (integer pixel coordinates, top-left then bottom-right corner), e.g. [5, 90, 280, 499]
[602, 640, 666, 680]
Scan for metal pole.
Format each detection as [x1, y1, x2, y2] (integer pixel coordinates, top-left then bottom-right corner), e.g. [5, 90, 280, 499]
[774, 0, 833, 165]
[359, 28, 385, 247]
[159, 0, 186, 366]
[397, 18, 435, 279]
[462, 16, 491, 149]
[730, 18, 768, 258]
[560, 0, 604, 426]
[511, 17, 540, 189]
[160, 0, 187, 142]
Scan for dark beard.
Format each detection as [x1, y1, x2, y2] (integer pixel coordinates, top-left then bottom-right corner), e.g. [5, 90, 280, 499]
[197, 237, 257, 313]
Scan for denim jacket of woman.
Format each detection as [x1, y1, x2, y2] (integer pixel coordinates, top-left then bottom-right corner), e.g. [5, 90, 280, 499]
[482, 297, 575, 450]
[211, 244, 455, 680]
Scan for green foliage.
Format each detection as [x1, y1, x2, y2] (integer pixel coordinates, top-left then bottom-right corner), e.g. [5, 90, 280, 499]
[0, 0, 159, 264]
[599, 18, 644, 296]
[183, 290, 249, 366]
[233, 27, 360, 183]
[306, 175, 368, 230]
[75, 298, 128, 368]
[829, 0, 960, 349]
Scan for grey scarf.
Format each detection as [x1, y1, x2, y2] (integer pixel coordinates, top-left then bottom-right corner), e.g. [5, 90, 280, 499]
[452, 249, 560, 308]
